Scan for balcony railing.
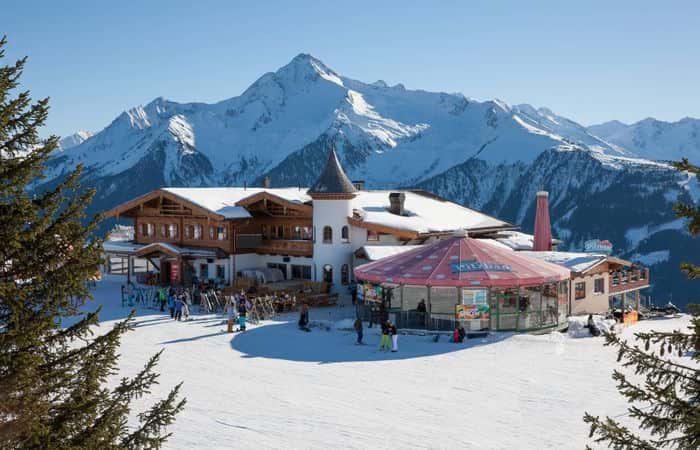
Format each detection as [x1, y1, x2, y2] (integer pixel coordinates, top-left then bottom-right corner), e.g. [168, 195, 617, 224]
[609, 268, 650, 293]
[258, 239, 313, 256]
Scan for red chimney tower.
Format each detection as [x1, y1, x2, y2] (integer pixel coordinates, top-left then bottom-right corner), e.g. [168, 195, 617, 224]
[533, 191, 552, 251]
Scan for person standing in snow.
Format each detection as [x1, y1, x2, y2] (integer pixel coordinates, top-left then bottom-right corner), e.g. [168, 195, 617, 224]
[238, 298, 247, 332]
[174, 295, 183, 321]
[225, 296, 236, 333]
[158, 287, 166, 311]
[168, 291, 175, 318]
[298, 303, 310, 331]
[389, 321, 398, 352]
[587, 314, 601, 337]
[354, 317, 363, 344]
[458, 324, 466, 342]
[379, 320, 391, 351]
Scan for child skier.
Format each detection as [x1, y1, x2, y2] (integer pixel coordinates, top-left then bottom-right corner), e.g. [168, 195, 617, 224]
[237, 298, 247, 332]
[379, 320, 391, 351]
[225, 297, 236, 333]
[389, 320, 398, 352]
[158, 287, 166, 311]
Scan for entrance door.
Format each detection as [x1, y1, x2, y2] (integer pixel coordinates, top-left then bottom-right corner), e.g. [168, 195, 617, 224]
[161, 261, 172, 284]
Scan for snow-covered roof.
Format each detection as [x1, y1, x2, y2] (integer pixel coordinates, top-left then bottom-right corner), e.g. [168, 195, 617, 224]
[163, 187, 311, 218]
[102, 240, 218, 258]
[494, 231, 536, 250]
[137, 242, 218, 257]
[351, 190, 513, 234]
[103, 240, 143, 254]
[518, 251, 608, 274]
[358, 245, 423, 261]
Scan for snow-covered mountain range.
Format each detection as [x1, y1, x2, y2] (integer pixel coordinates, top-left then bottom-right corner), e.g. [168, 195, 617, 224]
[588, 117, 700, 163]
[42, 53, 700, 307]
[58, 130, 92, 150]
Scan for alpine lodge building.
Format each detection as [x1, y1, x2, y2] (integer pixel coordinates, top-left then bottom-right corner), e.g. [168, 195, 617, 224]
[104, 148, 651, 332]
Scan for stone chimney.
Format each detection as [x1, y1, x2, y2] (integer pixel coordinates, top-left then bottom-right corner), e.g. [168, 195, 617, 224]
[389, 192, 406, 216]
[533, 191, 552, 251]
[263, 176, 271, 188]
[352, 180, 365, 191]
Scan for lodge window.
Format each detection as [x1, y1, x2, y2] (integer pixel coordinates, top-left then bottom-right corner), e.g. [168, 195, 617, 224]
[209, 226, 215, 240]
[594, 278, 605, 294]
[160, 224, 167, 238]
[323, 226, 333, 244]
[216, 264, 225, 279]
[575, 282, 586, 300]
[367, 229, 379, 241]
[341, 226, 349, 243]
[184, 225, 192, 239]
[193, 224, 202, 240]
[168, 224, 178, 239]
[291, 264, 312, 280]
[140, 223, 147, 237]
[341, 264, 349, 285]
[323, 264, 333, 283]
[292, 226, 312, 240]
[270, 225, 284, 240]
[217, 226, 227, 240]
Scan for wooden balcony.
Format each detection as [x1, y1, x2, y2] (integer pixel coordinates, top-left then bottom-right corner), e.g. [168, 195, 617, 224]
[257, 239, 313, 257]
[609, 268, 650, 294]
[237, 235, 313, 257]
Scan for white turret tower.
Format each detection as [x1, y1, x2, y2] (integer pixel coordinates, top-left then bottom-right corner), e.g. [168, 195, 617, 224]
[308, 147, 357, 287]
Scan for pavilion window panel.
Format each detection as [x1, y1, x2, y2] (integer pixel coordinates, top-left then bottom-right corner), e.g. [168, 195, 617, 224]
[430, 287, 458, 314]
[193, 224, 202, 239]
[159, 224, 167, 238]
[217, 226, 227, 240]
[401, 285, 427, 311]
[209, 226, 215, 240]
[146, 223, 154, 237]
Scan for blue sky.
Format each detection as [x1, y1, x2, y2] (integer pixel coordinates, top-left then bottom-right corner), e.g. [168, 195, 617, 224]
[4, 0, 699, 137]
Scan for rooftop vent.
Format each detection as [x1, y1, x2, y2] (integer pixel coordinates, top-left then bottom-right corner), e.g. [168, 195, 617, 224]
[389, 192, 406, 216]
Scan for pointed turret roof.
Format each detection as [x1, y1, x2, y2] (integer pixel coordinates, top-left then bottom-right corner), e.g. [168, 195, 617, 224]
[308, 147, 357, 197]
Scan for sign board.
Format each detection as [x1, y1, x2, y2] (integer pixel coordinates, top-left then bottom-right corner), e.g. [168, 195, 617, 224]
[363, 283, 383, 303]
[584, 239, 613, 254]
[170, 262, 180, 283]
[450, 260, 512, 274]
[457, 289, 490, 320]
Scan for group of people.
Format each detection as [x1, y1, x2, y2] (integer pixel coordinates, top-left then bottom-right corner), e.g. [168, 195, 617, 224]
[224, 291, 252, 333]
[351, 318, 398, 351]
[158, 286, 191, 321]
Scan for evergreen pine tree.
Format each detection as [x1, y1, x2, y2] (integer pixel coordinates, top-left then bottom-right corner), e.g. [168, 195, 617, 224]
[0, 37, 185, 449]
[583, 159, 700, 449]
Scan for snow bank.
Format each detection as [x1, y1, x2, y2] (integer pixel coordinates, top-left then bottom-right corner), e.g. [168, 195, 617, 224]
[567, 315, 616, 338]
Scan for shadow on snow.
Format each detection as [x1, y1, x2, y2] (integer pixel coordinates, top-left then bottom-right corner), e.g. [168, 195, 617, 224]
[230, 319, 512, 364]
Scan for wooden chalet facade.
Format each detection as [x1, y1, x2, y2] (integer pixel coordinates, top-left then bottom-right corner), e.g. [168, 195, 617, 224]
[105, 189, 314, 285]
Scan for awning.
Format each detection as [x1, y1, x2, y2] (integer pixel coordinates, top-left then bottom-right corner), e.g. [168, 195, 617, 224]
[354, 233, 570, 288]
